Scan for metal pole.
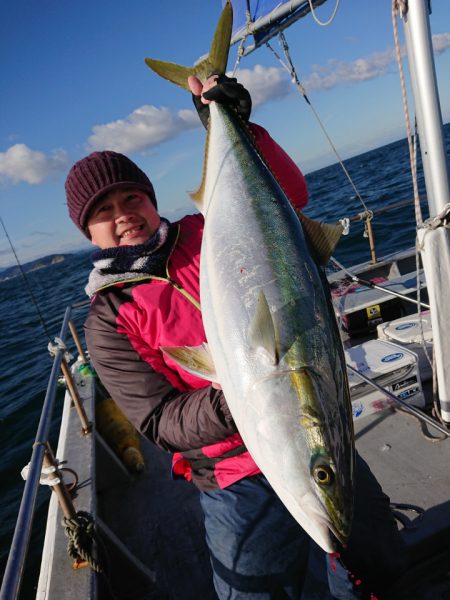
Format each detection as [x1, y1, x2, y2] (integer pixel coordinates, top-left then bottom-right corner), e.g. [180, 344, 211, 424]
[402, 0, 450, 216]
[365, 217, 378, 264]
[69, 320, 88, 364]
[0, 351, 65, 600]
[403, 0, 450, 422]
[60, 358, 92, 434]
[229, 0, 328, 54]
[43, 445, 78, 521]
[1, 306, 73, 600]
[330, 257, 430, 310]
[347, 364, 450, 437]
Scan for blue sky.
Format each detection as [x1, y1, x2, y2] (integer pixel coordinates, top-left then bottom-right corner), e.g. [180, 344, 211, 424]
[1, 0, 449, 268]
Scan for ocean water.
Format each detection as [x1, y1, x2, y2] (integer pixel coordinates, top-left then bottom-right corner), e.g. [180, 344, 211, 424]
[1, 123, 449, 595]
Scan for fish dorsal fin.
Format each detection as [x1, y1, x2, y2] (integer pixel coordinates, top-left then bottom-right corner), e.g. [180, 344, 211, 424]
[161, 343, 218, 383]
[144, 2, 232, 89]
[248, 291, 279, 365]
[189, 116, 213, 213]
[296, 211, 343, 265]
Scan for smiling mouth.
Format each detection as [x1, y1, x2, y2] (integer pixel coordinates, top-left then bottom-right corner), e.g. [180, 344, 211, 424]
[120, 224, 145, 239]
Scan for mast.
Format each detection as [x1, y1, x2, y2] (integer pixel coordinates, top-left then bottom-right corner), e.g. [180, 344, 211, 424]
[402, 0, 450, 421]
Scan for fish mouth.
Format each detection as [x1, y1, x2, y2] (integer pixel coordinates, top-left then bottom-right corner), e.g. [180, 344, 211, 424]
[248, 366, 353, 548]
[328, 521, 351, 548]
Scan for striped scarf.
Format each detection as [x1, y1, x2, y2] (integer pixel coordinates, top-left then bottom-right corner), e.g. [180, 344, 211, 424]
[85, 218, 176, 297]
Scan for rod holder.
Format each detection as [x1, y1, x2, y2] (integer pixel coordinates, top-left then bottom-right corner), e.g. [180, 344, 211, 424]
[43, 444, 77, 521]
[365, 217, 377, 264]
[60, 358, 92, 435]
[68, 320, 88, 364]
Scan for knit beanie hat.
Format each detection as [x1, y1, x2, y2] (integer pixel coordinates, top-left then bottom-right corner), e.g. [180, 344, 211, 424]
[65, 150, 157, 236]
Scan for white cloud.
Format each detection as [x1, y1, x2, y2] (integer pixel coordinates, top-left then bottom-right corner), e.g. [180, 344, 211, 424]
[0, 144, 69, 185]
[433, 32, 450, 54]
[233, 65, 291, 107]
[302, 33, 450, 92]
[304, 48, 397, 91]
[86, 65, 291, 154]
[87, 105, 200, 154]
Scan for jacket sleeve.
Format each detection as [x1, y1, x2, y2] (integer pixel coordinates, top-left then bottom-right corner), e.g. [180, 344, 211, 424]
[85, 305, 236, 453]
[248, 122, 309, 212]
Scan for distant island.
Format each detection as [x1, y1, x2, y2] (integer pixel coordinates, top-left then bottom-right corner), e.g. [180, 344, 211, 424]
[0, 254, 72, 282]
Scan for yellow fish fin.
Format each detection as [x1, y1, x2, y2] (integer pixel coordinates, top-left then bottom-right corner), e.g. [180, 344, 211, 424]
[161, 343, 218, 383]
[248, 290, 279, 365]
[144, 1, 232, 89]
[296, 211, 344, 265]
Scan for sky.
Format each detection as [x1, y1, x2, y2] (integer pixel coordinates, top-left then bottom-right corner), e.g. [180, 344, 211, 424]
[0, 0, 449, 269]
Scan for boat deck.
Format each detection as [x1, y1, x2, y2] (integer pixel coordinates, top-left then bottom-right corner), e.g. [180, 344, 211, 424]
[37, 250, 450, 599]
[96, 433, 334, 600]
[96, 396, 450, 600]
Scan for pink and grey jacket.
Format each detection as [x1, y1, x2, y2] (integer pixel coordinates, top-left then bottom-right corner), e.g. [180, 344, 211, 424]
[84, 123, 308, 491]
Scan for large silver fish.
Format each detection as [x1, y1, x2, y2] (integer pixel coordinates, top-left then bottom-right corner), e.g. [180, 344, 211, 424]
[146, 2, 355, 553]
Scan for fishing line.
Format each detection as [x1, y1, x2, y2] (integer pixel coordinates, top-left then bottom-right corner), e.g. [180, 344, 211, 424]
[0, 214, 52, 341]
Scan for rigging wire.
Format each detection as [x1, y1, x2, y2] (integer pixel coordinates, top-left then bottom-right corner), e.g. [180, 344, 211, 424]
[0, 214, 52, 341]
[231, 0, 252, 76]
[392, 0, 423, 227]
[265, 32, 371, 215]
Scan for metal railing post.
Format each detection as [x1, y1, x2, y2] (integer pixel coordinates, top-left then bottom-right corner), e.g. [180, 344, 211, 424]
[60, 357, 92, 435]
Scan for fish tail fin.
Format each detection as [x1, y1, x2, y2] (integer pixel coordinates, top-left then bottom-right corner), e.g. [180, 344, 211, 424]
[144, 1, 233, 89]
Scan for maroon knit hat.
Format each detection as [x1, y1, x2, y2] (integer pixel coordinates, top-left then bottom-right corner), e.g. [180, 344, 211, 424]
[65, 150, 157, 236]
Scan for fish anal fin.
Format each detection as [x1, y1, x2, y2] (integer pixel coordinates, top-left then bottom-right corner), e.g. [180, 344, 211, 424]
[248, 291, 279, 365]
[161, 343, 218, 382]
[296, 211, 343, 265]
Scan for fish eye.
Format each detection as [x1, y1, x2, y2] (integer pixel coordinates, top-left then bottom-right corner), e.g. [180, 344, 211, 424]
[313, 464, 334, 486]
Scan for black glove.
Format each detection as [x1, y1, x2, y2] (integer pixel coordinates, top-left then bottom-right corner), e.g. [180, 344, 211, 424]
[192, 74, 252, 129]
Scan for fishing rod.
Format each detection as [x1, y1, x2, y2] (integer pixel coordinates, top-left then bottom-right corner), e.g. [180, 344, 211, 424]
[0, 214, 53, 340]
[330, 256, 430, 310]
[347, 364, 450, 438]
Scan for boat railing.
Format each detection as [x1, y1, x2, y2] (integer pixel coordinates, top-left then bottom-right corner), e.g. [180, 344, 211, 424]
[0, 300, 91, 600]
[337, 196, 428, 265]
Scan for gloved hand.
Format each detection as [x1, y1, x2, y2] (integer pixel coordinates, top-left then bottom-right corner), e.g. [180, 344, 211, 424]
[191, 74, 252, 129]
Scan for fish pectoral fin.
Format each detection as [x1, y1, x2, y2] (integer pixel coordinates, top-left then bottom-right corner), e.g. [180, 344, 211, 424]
[160, 343, 218, 383]
[248, 291, 279, 365]
[144, 2, 232, 89]
[296, 211, 343, 265]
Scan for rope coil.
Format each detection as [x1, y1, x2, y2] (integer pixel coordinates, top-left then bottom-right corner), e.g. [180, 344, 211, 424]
[426, 203, 450, 230]
[63, 511, 103, 572]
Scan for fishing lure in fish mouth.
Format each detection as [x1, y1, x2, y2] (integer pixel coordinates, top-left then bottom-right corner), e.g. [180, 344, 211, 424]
[145, 0, 354, 554]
